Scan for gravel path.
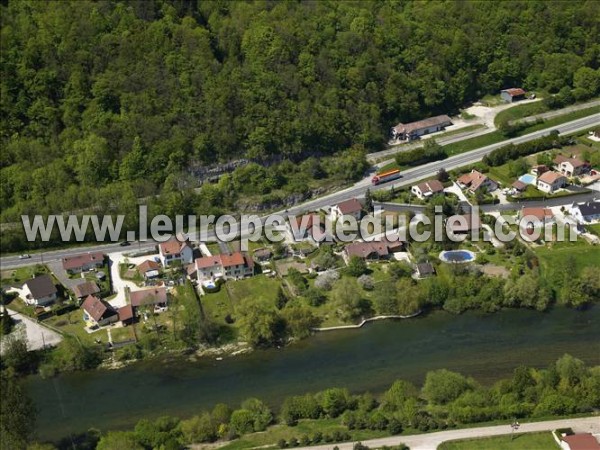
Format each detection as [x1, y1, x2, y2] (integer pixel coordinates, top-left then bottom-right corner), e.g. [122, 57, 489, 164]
[0, 307, 63, 352]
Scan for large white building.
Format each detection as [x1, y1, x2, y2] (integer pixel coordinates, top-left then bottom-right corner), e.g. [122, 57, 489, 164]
[537, 171, 567, 194]
[391, 115, 452, 141]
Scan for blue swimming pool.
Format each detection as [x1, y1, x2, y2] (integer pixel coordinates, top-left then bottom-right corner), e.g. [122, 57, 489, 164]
[439, 250, 476, 263]
[519, 174, 536, 185]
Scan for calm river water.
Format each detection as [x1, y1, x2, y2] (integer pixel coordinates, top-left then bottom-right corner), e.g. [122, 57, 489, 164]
[25, 306, 600, 441]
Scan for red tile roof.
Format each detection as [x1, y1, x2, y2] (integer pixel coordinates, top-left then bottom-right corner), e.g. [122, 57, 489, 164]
[118, 304, 134, 322]
[62, 252, 104, 271]
[503, 88, 526, 96]
[137, 260, 161, 274]
[512, 180, 527, 191]
[538, 171, 566, 184]
[345, 241, 390, 259]
[159, 238, 190, 256]
[335, 198, 362, 215]
[447, 214, 481, 233]
[195, 252, 249, 270]
[82, 295, 114, 322]
[415, 179, 444, 194]
[72, 281, 100, 298]
[521, 207, 554, 221]
[562, 433, 600, 450]
[129, 287, 168, 307]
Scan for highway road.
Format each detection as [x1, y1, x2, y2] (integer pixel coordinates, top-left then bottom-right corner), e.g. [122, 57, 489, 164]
[292, 416, 600, 450]
[1, 113, 599, 270]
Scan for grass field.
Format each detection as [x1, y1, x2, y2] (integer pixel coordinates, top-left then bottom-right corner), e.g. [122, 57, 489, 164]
[494, 101, 549, 126]
[586, 223, 600, 236]
[535, 240, 600, 274]
[218, 418, 387, 450]
[438, 431, 559, 450]
[513, 106, 600, 136]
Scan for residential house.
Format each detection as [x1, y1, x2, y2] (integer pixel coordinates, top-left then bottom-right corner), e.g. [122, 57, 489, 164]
[520, 207, 555, 225]
[569, 201, 600, 224]
[554, 155, 589, 177]
[195, 252, 254, 280]
[137, 260, 161, 279]
[511, 180, 527, 193]
[82, 295, 118, 328]
[415, 263, 435, 278]
[531, 164, 549, 176]
[62, 252, 105, 274]
[500, 88, 526, 103]
[343, 235, 405, 263]
[391, 115, 452, 141]
[129, 287, 169, 312]
[411, 179, 445, 199]
[118, 304, 135, 326]
[72, 281, 100, 301]
[253, 248, 272, 262]
[287, 214, 330, 244]
[330, 198, 363, 221]
[537, 171, 567, 193]
[446, 214, 481, 235]
[457, 170, 498, 193]
[21, 275, 57, 306]
[559, 433, 600, 450]
[158, 237, 194, 267]
[344, 241, 390, 262]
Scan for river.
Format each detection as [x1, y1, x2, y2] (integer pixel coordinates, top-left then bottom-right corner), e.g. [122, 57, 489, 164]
[26, 306, 600, 442]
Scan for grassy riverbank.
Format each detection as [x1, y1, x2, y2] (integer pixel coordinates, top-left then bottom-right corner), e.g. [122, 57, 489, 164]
[438, 432, 558, 450]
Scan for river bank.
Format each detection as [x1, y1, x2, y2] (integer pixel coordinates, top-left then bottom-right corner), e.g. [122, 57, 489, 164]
[24, 306, 600, 442]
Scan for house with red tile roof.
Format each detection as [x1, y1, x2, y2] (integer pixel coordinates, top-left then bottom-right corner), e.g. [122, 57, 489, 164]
[330, 198, 363, 221]
[72, 281, 100, 301]
[129, 287, 169, 311]
[194, 252, 254, 280]
[457, 170, 498, 194]
[137, 260, 161, 279]
[519, 207, 555, 225]
[537, 171, 567, 193]
[446, 214, 481, 235]
[287, 213, 331, 245]
[411, 179, 445, 199]
[158, 236, 194, 267]
[62, 252, 105, 274]
[82, 295, 118, 328]
[554, 155, 589, 177]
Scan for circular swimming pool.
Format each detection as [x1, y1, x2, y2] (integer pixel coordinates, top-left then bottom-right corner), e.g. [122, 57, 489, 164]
[439, 250, 476, 263]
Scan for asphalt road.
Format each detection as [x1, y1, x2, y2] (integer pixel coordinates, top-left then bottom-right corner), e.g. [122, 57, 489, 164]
[293, 416, 600, 450]
[1, 113, 598, 270]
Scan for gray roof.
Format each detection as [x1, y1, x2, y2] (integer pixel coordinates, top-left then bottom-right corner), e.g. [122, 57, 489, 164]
[24, 274, 57, 299]
[578, 201, 600, 217]
[416, 263, 435, 276]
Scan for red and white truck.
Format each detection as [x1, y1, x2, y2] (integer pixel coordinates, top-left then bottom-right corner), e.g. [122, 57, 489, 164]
[371, 168, 401, 185]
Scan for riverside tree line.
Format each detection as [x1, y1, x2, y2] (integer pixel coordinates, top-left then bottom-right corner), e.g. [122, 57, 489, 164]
[2, 354, 598, 449]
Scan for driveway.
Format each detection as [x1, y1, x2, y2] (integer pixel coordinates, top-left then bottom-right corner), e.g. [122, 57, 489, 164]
[46, 260, 81, 290]
[293, 416, 600, 450]
[107, 251, 159, 309]
[0, 307, 63, 352]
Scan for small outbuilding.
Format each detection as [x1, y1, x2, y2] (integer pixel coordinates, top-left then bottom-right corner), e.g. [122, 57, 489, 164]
[500, 88, 526, 103]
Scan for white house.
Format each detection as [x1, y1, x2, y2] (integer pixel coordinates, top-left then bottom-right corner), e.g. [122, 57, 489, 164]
[195, 252, 254, 280]
[569, 201, 600, 224]
[158, 237, 194, 267]
[330, 198, 363, 221]
[21, 275, 57, 306]
[391, 115, 452, 141]
[554, 155, 589, 177]
[411, 179, 444, 199]
[62, 252, 105, 274]
[537, 171, 567, 194]
[457, 170, 498, 193]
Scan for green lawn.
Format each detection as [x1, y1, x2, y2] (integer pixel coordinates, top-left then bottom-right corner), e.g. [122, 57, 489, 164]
[219, 418, 387, 450]
[442, 131, 505, 156]
[494, 101, 549, 126]
[438, 431, 559, 450]
[535, 240, 600, 274]
[513, 106, 600, 136]
[586, 223, 600, 236]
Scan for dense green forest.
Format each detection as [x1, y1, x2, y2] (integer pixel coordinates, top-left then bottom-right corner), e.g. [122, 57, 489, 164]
[1, 0, 600, 231]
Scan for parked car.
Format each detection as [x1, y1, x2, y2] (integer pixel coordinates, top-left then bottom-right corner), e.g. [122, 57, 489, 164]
[119, 241, 131, 247]
[18, 254, 31, 259]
